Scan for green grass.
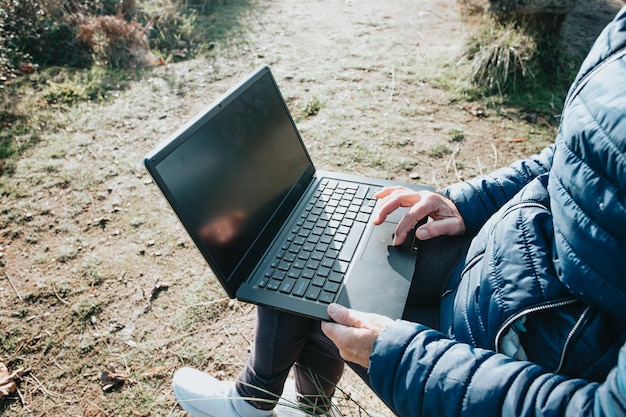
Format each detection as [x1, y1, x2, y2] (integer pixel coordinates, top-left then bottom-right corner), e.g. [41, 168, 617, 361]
[429, 144, 453, 158]
[448, 129, 465, 142]
[70, 295, 103, 320]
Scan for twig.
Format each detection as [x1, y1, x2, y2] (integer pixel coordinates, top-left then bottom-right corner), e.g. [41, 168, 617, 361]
[444, 154, 452, 173]
[88, 192, 96, 214]
[451, 153, 462, 182]
[389, 67, 395, 103]
[6, 340, 25, 363]
[223, 325, 238, 348]
[491, 143, 498, 169]
[477, 156, 484, 175]
[15, 387, 25, 406]
[5, 272, 23, 302]
[51, 283, 70, 306]
[169, 402, 180, 416]
[431, 171, 441, 191]
[28, 372, 58, 398]
[142, 329, 203, 349]
[85, 399, 108, 416]
[239, 329, 251, 347]
[86, 146, 99, 160]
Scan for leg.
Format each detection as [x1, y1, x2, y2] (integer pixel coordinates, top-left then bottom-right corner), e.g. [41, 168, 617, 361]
[173, 238, 471, 416]
[292, 322, 344, 413]
[173, 305, 342, 416]
[237, 305, 323, 410]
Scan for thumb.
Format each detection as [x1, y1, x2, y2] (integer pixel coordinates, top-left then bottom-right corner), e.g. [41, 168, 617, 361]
[416, 217, 465, 240]
[327, 303, 362, 327]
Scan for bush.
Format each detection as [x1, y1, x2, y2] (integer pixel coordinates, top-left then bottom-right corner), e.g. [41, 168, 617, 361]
[77, 14, 155, 69]
[0, 0, 153, 81]
[462, 19, 538, 93]
[27, 20, 94, 68]
[458, 3, 579, 99]
[0, 0, 42, 81]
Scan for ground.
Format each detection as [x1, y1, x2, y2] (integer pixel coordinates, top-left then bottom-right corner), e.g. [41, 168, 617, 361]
[0, 0, 622, 416]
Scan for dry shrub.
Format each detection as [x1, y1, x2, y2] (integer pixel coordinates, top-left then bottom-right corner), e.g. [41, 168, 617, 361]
[462, 20, 538, 93]
[77, 14, 156, 69]
[457, 0, 489, 15]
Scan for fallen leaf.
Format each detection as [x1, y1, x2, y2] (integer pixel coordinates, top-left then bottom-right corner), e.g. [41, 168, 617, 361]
[142, 365, 170, 378]
[150, 282, 170, 301]
[462, 105, 486, 118]
[0, 362, 25, 398]
[18, 62, 36, 74]
[100, 364, 130, 392]
[537, 116, 553, 128]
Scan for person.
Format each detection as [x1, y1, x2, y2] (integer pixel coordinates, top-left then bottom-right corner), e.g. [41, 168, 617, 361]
[171, 4, 626, 417]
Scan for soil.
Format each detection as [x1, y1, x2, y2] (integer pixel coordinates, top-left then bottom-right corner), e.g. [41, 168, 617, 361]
[0, 0, 622, 416]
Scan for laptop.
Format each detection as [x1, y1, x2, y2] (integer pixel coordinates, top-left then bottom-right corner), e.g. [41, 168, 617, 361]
[143, 65, 433, 321]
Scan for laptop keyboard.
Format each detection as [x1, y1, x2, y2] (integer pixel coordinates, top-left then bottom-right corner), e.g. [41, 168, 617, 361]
[258, 179, 379, 303]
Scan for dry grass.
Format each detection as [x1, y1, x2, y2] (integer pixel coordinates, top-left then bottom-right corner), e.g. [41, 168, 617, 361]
[461, 18, 538, 93]
[77, 15, 156, 69]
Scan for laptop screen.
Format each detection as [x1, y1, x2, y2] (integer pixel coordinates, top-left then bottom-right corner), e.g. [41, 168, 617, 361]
[154, 70, 311, 281]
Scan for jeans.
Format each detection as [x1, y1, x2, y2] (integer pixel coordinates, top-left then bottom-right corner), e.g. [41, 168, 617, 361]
[236, 234, 471, 412]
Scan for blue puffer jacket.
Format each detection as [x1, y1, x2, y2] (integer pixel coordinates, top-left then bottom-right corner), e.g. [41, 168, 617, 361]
[369, 6, 626, 417]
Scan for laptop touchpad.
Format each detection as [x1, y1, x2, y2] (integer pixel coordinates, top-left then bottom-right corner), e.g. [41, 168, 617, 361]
[359, 220, 416, 274]
[338, 218, 416, 319]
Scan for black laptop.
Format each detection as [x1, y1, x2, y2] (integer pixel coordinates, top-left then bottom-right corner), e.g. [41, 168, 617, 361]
[143, 66, 433, 321]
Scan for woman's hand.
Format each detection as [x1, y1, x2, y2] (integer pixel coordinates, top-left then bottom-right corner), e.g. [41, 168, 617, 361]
[373, 186, 466, 246]
[321, 303, 393, 368]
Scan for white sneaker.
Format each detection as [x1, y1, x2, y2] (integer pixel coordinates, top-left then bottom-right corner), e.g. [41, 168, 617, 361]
[172, 367, 271, 417]
[171, 367, 309, 417]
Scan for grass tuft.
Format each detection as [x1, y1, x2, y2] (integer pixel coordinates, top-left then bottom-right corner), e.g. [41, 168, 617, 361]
[461, 19, 538, 94]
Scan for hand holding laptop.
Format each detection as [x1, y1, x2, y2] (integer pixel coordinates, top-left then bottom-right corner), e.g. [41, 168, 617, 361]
[322, 302, 393, 368]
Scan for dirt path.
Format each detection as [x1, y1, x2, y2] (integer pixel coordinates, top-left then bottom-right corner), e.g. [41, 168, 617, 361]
[0, 0, 622, 416]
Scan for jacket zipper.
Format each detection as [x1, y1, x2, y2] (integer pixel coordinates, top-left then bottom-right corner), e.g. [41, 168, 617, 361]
[555, 306, 591, 374]
[494, 44, 626, 372]
[494, 298, 579, 357]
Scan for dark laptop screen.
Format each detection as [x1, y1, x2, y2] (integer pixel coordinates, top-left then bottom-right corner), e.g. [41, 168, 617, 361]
[154, 71, 311, 280]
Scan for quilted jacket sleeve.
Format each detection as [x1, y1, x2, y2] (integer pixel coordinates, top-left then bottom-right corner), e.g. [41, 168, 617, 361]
[369, 321, 626, 417]
[440, 145, 554, 236]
